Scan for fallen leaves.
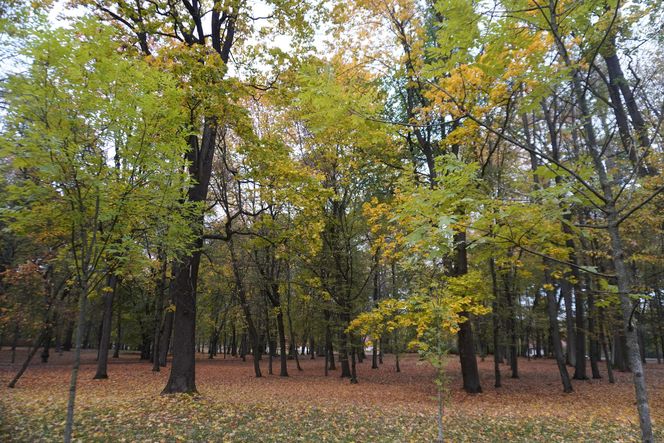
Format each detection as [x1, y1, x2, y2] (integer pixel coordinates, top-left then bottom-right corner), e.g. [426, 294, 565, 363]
[0, 350, 662, 442]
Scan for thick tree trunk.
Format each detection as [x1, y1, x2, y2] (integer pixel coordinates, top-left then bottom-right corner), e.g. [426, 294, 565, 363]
[454, 231, 481, 393]
[339, 336, 351, 377]
[162, 259, 199, 393]
[163, 117, 217, 394]
[458, 318, 481, 392]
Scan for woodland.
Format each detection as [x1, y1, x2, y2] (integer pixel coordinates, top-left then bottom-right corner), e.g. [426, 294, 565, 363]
[0, 0, 663, 442]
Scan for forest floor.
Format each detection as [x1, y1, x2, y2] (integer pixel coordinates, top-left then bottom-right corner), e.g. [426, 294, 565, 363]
[1, 349, 663, 442]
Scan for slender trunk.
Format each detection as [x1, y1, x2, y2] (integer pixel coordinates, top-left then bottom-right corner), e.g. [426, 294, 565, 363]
[435, 384, 444, 443]
[94, 275, 117, 379]
[489, 258, 501, 388]
[607, 214, 653, 441]
[545, 283, 573, 393]
[64, 282, 89, 443]
[159, 309, 173, 366]
[561, 280, 576, 367]
[276, 309, 289, 377]
[599, 319, 615, 384]
[324, 341, 329, 377]
[555, 22, 653, 435]
[265, 306, 273, 375]
[152, 260, 168, 371]
[573, 281, 587, 379]
[112, 293, 121, 359]
[285, 270, 302, 372]
[229, 240, 261, 377]
[504, 275, 519, 379]
[8, 325, 50, 387]
[326, 319, 335, 370]
[587, 290, 601, 379]
[11, 322, 19, 363]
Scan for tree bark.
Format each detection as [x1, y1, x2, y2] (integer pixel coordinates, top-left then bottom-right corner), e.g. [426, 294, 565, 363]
[64, 282, 89, 443]
[546, 285, 573, 393]
[94, 275, 117, 379]
[489, 258, 501, 388]
[453, 231, 481, 393]
[162, 258, 199, 393]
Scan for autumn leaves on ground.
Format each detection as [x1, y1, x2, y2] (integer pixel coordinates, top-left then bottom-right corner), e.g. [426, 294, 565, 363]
[1, 351, 662, 442]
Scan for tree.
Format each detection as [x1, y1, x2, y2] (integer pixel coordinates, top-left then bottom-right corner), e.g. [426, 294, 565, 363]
[1, 21, 191, 441]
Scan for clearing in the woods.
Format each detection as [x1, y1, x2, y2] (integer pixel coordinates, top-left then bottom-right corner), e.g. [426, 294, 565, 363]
[1, 351, 662, 442]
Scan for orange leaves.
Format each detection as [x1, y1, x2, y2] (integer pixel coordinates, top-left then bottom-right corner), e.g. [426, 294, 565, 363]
[2, 351, 663, 441]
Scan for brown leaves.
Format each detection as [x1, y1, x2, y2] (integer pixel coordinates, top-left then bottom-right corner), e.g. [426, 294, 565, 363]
[1, 350, 662, 441]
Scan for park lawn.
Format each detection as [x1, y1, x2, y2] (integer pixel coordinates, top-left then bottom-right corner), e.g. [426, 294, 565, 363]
[1, 350, 662, 442]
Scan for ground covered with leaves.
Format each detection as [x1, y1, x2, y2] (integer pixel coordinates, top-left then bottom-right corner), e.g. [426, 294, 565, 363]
[1, 350, 663, 442]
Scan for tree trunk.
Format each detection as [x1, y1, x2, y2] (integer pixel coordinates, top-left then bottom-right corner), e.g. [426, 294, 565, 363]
[545, 282, 572, 393]
[489, 258, 502, 387]
[276, 309, 289, 377]
[599, 319, 615, 384]
[587, 290, 601, 379]
[112, 293, 121, 359]
[607, 214, 653, 442]
[350, 346, 358, 384]
[152, 260, 168, 371]
[94, 275, 117, 379]
[64, 281, 89, 443]
[453, 231, 481, 393]
[573, 284, 587, 380]
[159, 309, 173, 366]
[162, 259, 199, 393]
[229, 240, 261, 377]
[10, 322, 19, 363]
[561, 280, 576, 367]
[163, 116, 217, 394]
[63, 320, 73, 352]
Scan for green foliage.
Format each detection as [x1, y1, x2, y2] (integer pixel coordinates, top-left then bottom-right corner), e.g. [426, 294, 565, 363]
[0, 19, 193, 289]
